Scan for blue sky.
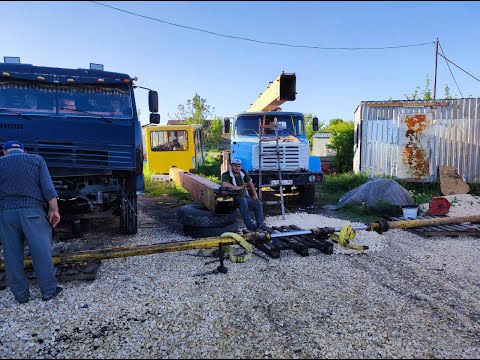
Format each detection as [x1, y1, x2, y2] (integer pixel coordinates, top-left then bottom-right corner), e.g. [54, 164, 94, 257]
[2, 1, 479, 126]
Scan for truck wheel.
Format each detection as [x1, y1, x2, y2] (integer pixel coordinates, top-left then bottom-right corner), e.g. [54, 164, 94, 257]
[183, 222, 239, 238]
[121, 194, 138, 234]
[299, 185, 315, 206]
[177, 203, 237, 228]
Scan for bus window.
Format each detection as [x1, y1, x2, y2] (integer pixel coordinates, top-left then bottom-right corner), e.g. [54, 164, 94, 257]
[150, 130, 188, 151]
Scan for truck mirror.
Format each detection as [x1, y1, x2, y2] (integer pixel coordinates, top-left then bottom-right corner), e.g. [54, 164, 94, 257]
[150, 113, 160, 124]
[312, 116, 319, 132]
[148, 91, 159, 113]
[223, 118, 231, 134]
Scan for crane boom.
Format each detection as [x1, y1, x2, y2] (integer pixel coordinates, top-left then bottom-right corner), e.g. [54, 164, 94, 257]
[247, 72, 296, 112]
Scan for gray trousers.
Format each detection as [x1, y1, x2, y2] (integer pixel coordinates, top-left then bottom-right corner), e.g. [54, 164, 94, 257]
[0, 207, 57, 302]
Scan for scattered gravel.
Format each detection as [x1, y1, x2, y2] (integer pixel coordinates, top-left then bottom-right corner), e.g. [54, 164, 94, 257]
[1, 201, 480, 358]
[419, 194, 480, 217]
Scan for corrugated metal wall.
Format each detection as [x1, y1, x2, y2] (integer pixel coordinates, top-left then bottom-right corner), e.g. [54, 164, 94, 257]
[353, 98, 480, 183]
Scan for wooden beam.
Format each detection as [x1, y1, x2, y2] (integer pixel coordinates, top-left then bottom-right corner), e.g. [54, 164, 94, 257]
[366, 101, 448, 108]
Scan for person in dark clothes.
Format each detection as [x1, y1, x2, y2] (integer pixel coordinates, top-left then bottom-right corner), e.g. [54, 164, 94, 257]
[0, 140, 62, 304]
[221, 158, 264, 231]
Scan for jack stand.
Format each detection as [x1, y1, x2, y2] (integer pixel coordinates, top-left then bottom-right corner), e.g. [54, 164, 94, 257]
[217, 243, 228, 274]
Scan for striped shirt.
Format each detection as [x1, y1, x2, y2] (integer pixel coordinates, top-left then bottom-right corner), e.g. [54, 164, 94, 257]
[0, 151, 58, 210]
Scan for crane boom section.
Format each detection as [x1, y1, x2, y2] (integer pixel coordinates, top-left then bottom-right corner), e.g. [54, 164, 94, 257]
[247, 73, 296, 112]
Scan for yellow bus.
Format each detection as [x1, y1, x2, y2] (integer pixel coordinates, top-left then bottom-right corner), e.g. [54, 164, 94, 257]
[143, 124, 205, 181]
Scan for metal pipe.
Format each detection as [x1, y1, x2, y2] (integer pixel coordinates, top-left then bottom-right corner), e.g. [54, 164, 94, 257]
[368, 215, 480, 233]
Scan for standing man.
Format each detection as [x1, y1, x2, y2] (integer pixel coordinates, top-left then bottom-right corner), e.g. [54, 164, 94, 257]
[0, 140, 62, 304]
[221, 158, 264, 231]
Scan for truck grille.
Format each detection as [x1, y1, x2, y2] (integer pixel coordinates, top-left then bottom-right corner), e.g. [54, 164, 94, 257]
[253, 143, 309, 171]
[25, 142, 134, 169]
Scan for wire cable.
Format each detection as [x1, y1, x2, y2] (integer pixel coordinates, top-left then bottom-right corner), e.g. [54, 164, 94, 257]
[90, 1, 435, 51]
[438, 42, 463, 97]
[437, 53, 480, 85]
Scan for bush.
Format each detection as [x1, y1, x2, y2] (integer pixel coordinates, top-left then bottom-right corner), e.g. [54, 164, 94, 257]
[326, 120, 354, 173]
[190, 153, 221, 181]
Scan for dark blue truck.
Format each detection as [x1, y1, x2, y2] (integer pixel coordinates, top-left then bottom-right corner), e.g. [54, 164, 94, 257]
[0, 59, 159, 234]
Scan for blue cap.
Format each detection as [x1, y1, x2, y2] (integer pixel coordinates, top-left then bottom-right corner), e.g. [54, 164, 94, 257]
[3, 140, 24, 152]
[231, 158, 242, 165]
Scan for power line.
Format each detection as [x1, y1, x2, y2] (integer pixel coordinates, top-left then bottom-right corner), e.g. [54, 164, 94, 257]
[438, 42, 463, 97]
[90, 1, 435, 51]
[437, 52, 480, 85]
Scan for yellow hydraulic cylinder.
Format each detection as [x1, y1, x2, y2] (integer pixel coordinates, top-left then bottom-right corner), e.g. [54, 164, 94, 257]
[247, 72, 296, 112]
[0, 232, 269, 272]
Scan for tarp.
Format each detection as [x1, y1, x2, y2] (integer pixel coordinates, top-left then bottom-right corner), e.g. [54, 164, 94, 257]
[323, 178, 416, 210]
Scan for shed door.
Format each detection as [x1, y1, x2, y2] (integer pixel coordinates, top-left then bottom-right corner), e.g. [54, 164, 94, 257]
[397, 113, 432, 179]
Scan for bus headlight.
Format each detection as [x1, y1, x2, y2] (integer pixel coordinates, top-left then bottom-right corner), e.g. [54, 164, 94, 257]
[308, 175, 316, 182]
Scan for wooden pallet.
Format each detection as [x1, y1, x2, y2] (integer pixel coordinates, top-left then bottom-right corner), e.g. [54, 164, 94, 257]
[389, 215, 480, 238]
[256, 225, 334, 258]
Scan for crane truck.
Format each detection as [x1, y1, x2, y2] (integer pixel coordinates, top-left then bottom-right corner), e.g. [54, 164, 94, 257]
[221, 72, 322, 206]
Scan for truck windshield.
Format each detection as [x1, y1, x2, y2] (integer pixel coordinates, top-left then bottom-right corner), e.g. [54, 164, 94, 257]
[235, 114, 305, 137]
[0, 80, 133, 119]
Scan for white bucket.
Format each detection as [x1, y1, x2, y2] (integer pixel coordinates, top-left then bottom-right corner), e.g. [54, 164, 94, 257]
[402, 206, 418, 219]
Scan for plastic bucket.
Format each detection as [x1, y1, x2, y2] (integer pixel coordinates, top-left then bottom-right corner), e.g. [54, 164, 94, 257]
[402, 206, 418, 219]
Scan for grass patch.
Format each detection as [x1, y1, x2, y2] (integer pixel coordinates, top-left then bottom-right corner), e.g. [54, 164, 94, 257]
[190, 153, 222, 183]
[317, 172, 371, 204]
[315, 172, 480, 222]
[396, 181, 441, 205]
[143, 154, 223, 200]
[144, 164, 193, 201]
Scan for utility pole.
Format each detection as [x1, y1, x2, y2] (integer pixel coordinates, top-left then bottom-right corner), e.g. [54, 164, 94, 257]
[433, 38, 439, 100]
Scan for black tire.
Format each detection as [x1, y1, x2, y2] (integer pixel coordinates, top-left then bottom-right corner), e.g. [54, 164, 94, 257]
[177, 203, 237, 228]
[299, 184, 316, 206]
[183, 222, 239, 238]
[121, 194, 138, 234]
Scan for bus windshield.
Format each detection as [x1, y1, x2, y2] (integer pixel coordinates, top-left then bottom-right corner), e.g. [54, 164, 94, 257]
[235, 114, 305, 137]
[0, 80, 133, 119]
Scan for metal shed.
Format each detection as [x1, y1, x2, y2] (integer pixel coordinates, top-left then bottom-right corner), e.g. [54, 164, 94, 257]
[353, 98, 480, 183]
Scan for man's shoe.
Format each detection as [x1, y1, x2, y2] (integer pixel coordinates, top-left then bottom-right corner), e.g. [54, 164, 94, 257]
[257, 224, 268, 231]
[17, 298, 29, 304]
[42, 286, 63, 301]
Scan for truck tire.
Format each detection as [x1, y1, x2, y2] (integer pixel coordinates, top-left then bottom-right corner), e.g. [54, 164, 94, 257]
[299, 185, 316, 206]
[183, 222, 239, 238]
[121, 194, 138, 234]
[177, 203, 237, 228]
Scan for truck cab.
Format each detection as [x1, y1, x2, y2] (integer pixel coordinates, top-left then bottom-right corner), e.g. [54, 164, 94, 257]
[222, 111, 323, 205]
[0, 58, 159, 234]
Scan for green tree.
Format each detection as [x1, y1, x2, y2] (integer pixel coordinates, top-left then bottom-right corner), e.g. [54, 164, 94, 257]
[304, 113, 325, 151]
[405, 75, 432, 100]
[207, 116, 223, 150]
[325, 119, 355, 173]
[173, 94, 224, 150]
[174, 93, 214, 129]
[444, 84, 452, 99]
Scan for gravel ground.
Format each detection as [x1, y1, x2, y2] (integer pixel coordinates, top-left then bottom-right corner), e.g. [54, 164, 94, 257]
[1, 200, 480, 359]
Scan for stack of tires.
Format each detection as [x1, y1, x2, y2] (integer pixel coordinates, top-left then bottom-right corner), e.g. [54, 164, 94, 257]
[177, 203, 238, 238]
